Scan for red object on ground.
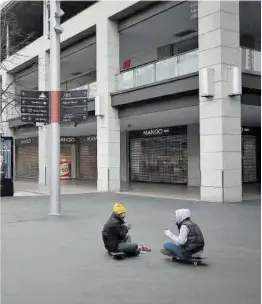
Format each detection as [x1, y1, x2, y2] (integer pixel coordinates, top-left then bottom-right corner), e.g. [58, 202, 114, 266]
[138, 244, 151, 252]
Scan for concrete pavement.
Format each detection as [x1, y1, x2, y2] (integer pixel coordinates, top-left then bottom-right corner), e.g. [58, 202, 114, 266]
[1, 193, 261, 304]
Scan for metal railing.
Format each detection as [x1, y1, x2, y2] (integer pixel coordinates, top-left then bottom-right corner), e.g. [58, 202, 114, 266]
[116, 49, 199, 91]
[70, 81, 97, 99]
[242, 48, 261, 73]
[116, 47, 261, 92]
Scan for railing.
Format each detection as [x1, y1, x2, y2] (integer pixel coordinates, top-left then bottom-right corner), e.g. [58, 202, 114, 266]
[6, 104, 21, 120]
[116, 49, 199, 91]
[242, 48, 261, 73]
[71, 81, 97, 99]
[116, 47, 261, 92]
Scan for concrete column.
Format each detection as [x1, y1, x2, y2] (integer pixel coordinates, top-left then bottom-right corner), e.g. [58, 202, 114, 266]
[198, 1, 242, 202]
[96, 18, 120, 192]
[70, 144, 76, 179]
[120, 131, 129, 184]
[38, 52, 50, 185]
[187, 124, 200, 187]
[1, 71, 15, 137]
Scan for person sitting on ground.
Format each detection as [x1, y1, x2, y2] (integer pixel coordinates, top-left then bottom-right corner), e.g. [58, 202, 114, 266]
[161, 208, 205, 259]
[102, 202, 140, 257]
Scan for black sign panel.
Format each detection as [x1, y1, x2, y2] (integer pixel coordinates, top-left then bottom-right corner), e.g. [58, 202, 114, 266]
[61, 90, 87, 99]
[129, 126, 187, 139]
[61, 99, 88, 106]
[61, 114, 88, 124]
[21, 99, 48, 106]
[21, 106, 48, 115]
[60, 90, 88, 124]
[21, 116, 49, 124]
[20, 91, 49, 125]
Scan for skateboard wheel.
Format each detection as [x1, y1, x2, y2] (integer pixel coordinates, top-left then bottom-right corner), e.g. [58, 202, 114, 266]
[194, 261, 198, 266]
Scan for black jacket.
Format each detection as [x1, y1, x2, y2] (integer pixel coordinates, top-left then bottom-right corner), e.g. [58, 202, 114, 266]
[102, 213, 128, 252]
[178, 218, 205, 257]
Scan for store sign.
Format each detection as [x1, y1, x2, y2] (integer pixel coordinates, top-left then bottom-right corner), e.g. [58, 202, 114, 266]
[60, 137, 76, 144]
[142, 128, 170, 137]
[241, 127, 250, 133]
[86, 135, 97, 141]
[20, 138, 32, 145]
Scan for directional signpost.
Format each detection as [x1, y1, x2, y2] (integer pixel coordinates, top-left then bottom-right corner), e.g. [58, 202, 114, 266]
[21, 91, 49, 125]
[60, 90, 88, 124]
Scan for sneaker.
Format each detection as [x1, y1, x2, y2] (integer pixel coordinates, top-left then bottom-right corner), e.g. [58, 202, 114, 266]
[138, 244, 151, 252]
[160, 248, 172, 256]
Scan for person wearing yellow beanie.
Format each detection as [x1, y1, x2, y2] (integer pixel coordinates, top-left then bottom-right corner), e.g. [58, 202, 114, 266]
[102, 202, 140, 257]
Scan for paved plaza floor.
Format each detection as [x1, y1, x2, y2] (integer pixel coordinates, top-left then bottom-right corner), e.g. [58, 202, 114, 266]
[1, 193, 261, 304]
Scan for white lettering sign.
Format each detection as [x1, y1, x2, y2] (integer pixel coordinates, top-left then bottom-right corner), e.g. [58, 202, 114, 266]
[60, 137, 75, 143]
[21, 138, 32, 144]
[86, 136, 97, 141]
[142, 128, 170, 136]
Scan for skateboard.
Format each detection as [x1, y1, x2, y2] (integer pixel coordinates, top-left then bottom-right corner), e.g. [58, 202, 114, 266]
[108, 251, 126, 260]
[170, 255, 207, 266]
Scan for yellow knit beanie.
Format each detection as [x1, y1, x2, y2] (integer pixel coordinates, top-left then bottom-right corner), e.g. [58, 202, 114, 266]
[113, 202, 126, 214]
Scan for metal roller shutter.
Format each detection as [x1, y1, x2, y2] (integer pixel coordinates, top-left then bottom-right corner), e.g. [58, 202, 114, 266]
[16, 145, 38, 179]
[242, 135, 257, 183]
[79, 136, 97, 180]
[130, 127, 187, 184]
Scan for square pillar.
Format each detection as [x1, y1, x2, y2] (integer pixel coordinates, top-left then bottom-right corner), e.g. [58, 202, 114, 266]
[120, 131, 129, 183]
[96, 18, 121, 192]
[38, 51, 50, 185]
[187, 124, 200, 187]
[198, 0, 242, 203]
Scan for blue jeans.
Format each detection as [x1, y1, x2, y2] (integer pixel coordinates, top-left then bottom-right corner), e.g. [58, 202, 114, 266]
[163, 241, 182, 258]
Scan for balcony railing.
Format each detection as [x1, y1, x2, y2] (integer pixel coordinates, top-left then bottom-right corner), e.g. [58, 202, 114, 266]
[6, 104, 21, 120]
[116, 48, 261, 92]
[71, 81, 97, 99]
[116, 50, 199, 91]
[242, 48, 261, 73]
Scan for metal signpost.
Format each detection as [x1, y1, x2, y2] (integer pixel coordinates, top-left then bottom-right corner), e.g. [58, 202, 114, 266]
[60, 90, 88, 124]
[20, 91, 49, 125]
[49, 0, 63, 215]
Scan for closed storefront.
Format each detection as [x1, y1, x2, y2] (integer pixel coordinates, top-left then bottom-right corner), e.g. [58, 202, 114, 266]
[60, 137, 77, 179]
[78, 135, 97, 180]
[129, 126, 187, 184]
[15, 137, 38, 179]
[242, 127, 260, 183]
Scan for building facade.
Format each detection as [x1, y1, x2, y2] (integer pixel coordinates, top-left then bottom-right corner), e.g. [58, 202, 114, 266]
[0, 0, 261, 202]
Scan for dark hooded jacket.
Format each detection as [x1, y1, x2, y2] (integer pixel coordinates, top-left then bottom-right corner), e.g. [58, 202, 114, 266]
[176, 209, 205, 257]
[102, 212, 128, 252]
